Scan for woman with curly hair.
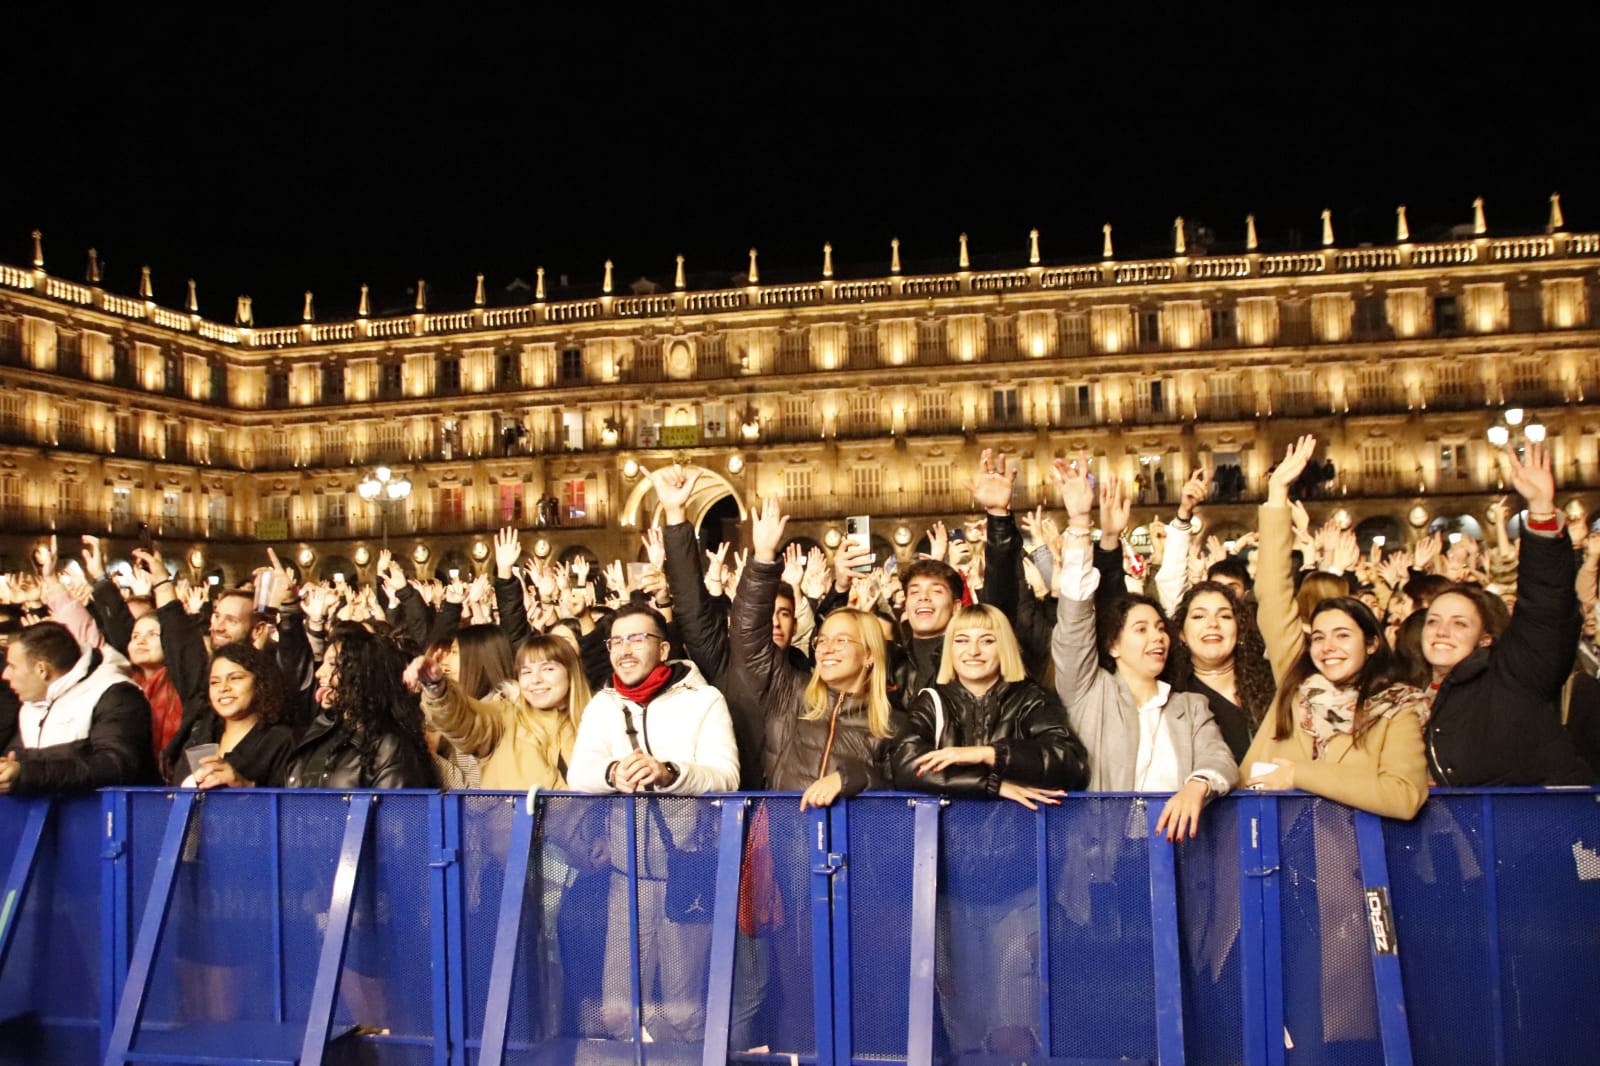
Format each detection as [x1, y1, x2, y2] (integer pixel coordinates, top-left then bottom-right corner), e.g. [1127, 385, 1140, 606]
[284, 622, 437, 789]
[1166, 581, 1277, 762]
[182, 642, 295, 790]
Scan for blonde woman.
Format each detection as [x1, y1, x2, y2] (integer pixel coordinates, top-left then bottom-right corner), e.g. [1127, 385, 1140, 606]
[733, 496, 895, 808]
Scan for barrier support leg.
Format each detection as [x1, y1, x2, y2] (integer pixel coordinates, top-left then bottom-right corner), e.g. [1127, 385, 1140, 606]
[1352, 811, 1414, 1066]
[430, 793, 467, 1066]
[100, 792, 130, 1063]
[827, 803, 853, 1066]
[701, 798, 749, 1066]
[905, 798, 941, 1066]
[0, 797, 53, 975]
[1146, 802, 1187, 1066]
[477, 795, 541, 1066]
[809, 805, 836, 1066]
[298, 792, 376, 1066]
[102, 790, 197, 1066]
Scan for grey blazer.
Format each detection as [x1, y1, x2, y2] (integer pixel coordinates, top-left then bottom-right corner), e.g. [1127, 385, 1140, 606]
[1051, 592, 1238, 793]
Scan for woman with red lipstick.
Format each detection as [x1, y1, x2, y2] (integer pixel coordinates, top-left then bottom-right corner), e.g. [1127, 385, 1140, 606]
[181, 643, 293, 790]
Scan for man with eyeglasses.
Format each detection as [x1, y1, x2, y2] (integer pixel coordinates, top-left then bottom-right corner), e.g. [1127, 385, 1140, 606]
[568, 603, 739, 1042]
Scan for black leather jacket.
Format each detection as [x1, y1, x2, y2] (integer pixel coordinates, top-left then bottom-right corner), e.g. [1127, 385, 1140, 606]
[887, 677, 1088, 795]
[281, 713, 436, 789]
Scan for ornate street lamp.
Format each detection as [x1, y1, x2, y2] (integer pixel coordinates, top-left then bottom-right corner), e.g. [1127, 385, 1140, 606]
[358, 466, 412, 550]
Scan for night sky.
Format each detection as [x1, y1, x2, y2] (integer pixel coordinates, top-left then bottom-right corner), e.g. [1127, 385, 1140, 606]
[8, 10, 1588, 327]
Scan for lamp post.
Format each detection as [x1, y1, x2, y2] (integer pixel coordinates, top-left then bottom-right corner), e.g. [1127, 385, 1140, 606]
[357, 466, 412, 551]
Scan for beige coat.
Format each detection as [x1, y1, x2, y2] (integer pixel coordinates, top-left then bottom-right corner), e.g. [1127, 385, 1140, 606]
[422, 682, 576, 790]
[1250, 501, 1428, 819]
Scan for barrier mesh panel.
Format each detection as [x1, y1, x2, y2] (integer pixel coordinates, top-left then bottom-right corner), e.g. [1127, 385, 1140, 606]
[729, 798, 815, 1057]
[635, 794, 718, 1052]
[937, 799, 1045, 1061]
[1044, 797, 1157, 1062]
[1175, 796, 1245, 1066]
[1381, 795, 1495, 1066]
[846, 797, 914, 1059]
[0, 795, 101, 1048]
[340, 793, 434, 1039]
[1276, 797, 1380, 1066]
[464, 792, 627, 1064]
[1490, 792, 1600, 1066]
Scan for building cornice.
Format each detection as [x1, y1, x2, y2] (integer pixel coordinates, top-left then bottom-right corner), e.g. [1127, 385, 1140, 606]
[4, 230, 1596, 356]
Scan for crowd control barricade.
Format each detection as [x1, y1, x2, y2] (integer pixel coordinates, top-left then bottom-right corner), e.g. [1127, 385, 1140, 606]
[0, 788, 1594, 1066]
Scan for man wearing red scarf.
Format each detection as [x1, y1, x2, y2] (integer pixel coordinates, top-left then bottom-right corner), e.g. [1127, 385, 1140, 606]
[568, 604, 739, 1042]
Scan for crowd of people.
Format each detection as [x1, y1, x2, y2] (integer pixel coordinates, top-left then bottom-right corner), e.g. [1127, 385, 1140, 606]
[2, 435, 1597, 1047]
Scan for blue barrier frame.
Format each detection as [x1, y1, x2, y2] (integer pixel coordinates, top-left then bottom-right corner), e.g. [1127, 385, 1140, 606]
[0, 797, 53, 980]
[1353, 812, 1415, 1066]
[1145, 802, 1187, 1066]
[1, 786, 1595, 1066]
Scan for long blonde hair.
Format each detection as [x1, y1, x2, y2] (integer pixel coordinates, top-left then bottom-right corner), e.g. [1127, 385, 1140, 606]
[514, 634, 592, 730]
[802, 608, 894, 738]
[935, 604, 1026, 685]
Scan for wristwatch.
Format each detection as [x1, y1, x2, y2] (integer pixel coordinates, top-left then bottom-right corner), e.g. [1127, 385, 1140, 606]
[660, 761, 681, 788]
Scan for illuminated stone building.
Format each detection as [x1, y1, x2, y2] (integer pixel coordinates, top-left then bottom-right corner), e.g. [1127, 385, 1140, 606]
[0, 198, 1595, 582]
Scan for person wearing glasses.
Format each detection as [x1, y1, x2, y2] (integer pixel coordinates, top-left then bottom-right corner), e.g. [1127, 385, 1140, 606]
[732, 496, 896, 808]
[567, 603, 739, 1042]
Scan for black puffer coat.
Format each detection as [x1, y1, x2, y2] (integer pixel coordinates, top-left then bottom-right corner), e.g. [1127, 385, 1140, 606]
[887, 678, 1089, 795]
[1427, 529, 1597, 786]
[730, 558, 891, 795]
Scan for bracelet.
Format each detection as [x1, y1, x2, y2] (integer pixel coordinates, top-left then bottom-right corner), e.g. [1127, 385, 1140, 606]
[1170, 515, 1195, 531]
[1065, 526, 1093, 538]
[604, 761, 619, 789]
[152, 579, 172, 590]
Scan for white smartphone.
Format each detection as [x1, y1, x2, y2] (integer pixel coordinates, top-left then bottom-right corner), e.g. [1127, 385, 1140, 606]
[845, 515, 872, 573]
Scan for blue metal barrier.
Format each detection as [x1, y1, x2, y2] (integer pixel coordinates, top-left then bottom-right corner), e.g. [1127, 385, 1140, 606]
[0, 788, 1595, 1066]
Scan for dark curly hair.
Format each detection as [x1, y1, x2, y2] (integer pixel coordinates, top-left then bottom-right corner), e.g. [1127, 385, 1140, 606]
[1095, 593, 1170, 673]
[210, 642, 285, 726]
[325, 622, 436, 787]
[1166, 581, 1276, 733]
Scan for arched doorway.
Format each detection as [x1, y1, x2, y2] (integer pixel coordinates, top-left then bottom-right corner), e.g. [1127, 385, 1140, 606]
[436, 548, 473, 582]
[697, 494, 742, 554]
[620, 464, 748, 537]
[1354, 515, 1406, 552]
[322, 554, 359, 587]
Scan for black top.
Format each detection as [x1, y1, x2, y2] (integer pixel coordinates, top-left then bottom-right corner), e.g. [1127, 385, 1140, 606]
[281, 712, 436, 789]
[184, 715, 294, 788]
[1174, 675, 1255, 763]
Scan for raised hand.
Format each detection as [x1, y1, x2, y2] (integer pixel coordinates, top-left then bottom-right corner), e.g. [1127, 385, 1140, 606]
[33, 535, 59, 579]
[781, 541, 805, 588]
[1267, 435, 1318, 506]
[650, 464, 700, 525]
[376, 548, 393, 577]
[966, 448, 1017, 516]
[635, 525, 665, 571]
[1051, 452, 1095, 524]
[80, 535, 106, 582]
[801, 547, 829, 599]
[1503, 441, 1556, 515]
[302, 583, 335, 626]
[703, 543, 730, 596]
[1176, 468, 1211, 521]
[1098, 475, 1132, 542]
[604, 559, 627, 595]
[571, 555, 591, 588]
[1413, 532, 1442, 573]
[923, 520, 949, 563]
[263, 547, 293, 609]
[1329, 530, 1361, 574]
[750, 496, 791, 562]
[493, 527, 522, 579]
[444, 573, 466, 604]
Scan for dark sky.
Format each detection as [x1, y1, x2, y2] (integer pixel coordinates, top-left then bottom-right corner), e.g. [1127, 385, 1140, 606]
[8, 9, 1588, 326]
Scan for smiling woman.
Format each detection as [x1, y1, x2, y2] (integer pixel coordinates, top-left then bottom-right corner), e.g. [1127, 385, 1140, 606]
[181, 643, 294, 790]
[1250, 434, 1431, 818]
[1049, 461, 1236, 842]
[730, 495, 895, 809]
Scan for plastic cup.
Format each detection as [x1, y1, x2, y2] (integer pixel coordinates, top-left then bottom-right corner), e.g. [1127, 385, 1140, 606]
[186, 744, 221, 778]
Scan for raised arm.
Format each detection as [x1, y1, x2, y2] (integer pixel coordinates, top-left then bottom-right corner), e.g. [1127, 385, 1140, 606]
[1155, 468, 1209, 615]
[1258, 435, 1318, 683]
[1049, 455, 1105, 712]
